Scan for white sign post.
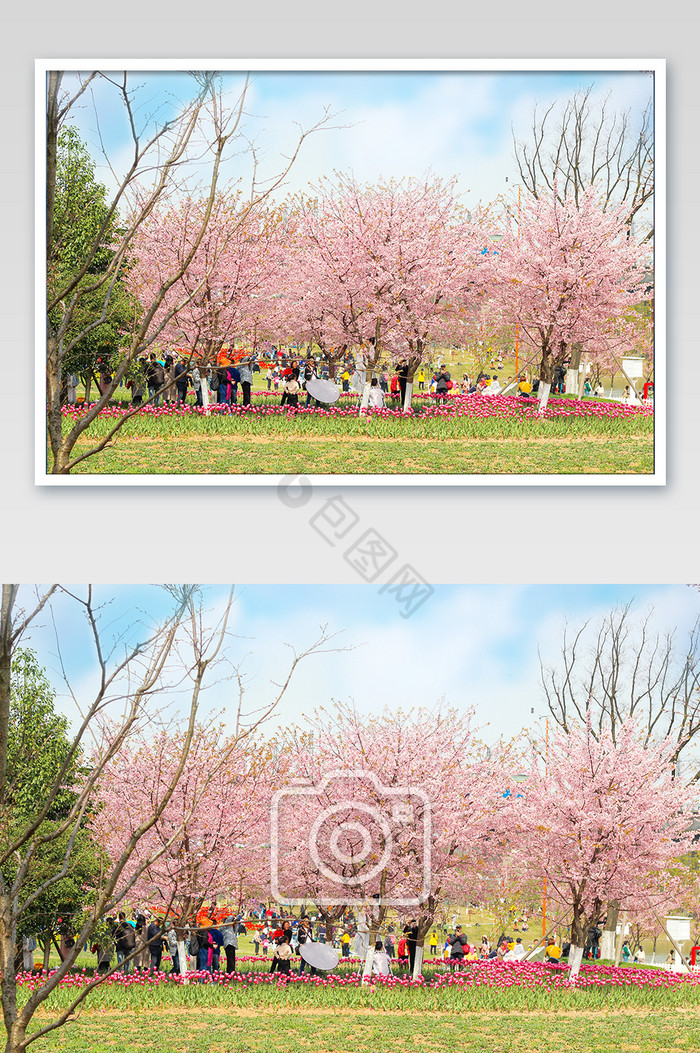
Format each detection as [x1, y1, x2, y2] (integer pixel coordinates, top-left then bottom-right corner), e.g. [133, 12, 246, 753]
[621, 356, 645, 379]
[664, 916, 692, 972]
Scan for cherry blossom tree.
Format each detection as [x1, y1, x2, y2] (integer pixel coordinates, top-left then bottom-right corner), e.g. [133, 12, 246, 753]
[511, 718, 695, 979]
[46, 70, 334, 474]
[127, 194, 288, 366]
[91, 725, 273, 972]
[88, 620, 341, 975]
[275, 211, 351, 379]
[487, 187, 651, 411]
[540, 600, 700, 956]
[271, 703, 501, 978]
[0, 585, 339, 1052]
[287, 175, 485, 409]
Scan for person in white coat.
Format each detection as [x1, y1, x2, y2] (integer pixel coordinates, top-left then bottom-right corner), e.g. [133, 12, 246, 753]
[367, 378, 385, 409]
[371, 940, 391, 976]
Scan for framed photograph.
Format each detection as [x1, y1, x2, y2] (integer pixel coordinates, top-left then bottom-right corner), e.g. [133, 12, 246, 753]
[37, 59, 664, 485]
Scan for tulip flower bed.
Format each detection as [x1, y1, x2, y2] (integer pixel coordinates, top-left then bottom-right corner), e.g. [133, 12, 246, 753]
[17, 959, 700, 1014]
[61, 394, 652, 440]
[58, 393, 653, 475]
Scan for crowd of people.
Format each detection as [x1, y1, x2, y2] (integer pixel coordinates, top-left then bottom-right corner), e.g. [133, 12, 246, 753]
[26, 903, 675, 979]
[89, 910, 537, 980]
[67, 343, 652, 413]
[86, 909, 244, 976]
[40, 903, 573, 981]
[122, 350, 461, 411]
[119, 351, 511, 412]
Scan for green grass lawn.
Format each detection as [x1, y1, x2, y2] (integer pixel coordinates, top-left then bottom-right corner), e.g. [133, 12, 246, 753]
[33, 1008, 700, 1053]
[64, 433, 651, 476]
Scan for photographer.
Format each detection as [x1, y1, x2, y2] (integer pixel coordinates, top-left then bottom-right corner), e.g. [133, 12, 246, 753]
[297, 915, 316, 976]
[114, 911, 136, 973]
[303, 358, 319, 407]
[403, 919, 419, 973]
[237, 354, 257, 406]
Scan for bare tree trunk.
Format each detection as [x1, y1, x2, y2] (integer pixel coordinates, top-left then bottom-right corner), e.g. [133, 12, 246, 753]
[600, 901, 619, 960]
[614, 911, 627, 966]
[176, 938, 189, 983]
[566, 344, 582, 397]
[42, 926, 52, 974]
[360, 324, 381, 413]
[0, 894, 21, 1053]
[537, 381, 552, 413]
[537, 352, 554, 413]
[568, 942, 585, 979]
[359, 372, 374, 412]
[568, 905, 592, 981]
[412, 939, 425, 980]
[316, 904, 344, 949]
[361, 926, 377, 981]
[361, 894, 386, 983]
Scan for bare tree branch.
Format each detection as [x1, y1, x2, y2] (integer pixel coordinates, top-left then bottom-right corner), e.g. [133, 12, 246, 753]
[46, 70, 339, 475]
[540, 602, 700, 778]
[512, 86, 654, 238]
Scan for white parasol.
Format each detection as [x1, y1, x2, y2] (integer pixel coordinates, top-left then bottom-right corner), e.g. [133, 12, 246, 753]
[300, 942, 341, 970]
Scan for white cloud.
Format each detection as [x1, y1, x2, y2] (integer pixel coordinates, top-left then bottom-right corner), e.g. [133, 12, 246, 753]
[14, 584, 692, 760]
[59, 68, 654, 224]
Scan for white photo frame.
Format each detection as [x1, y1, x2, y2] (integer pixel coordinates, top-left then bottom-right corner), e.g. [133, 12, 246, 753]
[36, 58, 665, 486]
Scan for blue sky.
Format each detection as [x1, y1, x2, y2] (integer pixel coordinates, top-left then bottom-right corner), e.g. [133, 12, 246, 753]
[14, 583, 697, 748]
[54, 66, 653, 209]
